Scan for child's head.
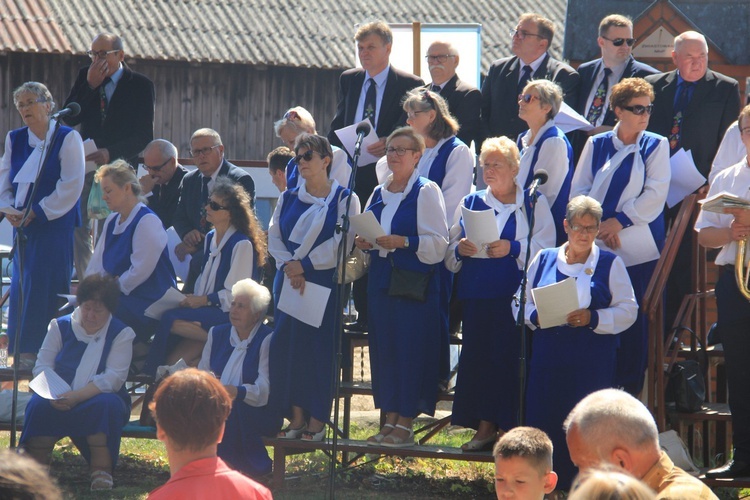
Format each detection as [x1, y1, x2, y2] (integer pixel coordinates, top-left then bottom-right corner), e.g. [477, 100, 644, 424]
[493, 427, 558, 499]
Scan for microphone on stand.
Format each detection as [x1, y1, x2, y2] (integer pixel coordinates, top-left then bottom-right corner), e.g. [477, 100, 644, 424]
[51, 102, 81, 120]
[528, 169, 549, 198]
[353, 121, 372, 159]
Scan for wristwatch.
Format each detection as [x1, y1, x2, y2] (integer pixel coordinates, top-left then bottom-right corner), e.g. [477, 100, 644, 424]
[206, 298, 214, 307]
[403, 236, 409, 249]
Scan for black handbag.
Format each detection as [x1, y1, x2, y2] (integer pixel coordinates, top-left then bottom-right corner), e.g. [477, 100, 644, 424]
[665, 326, 707, 413]
[387, 255, 433, 302]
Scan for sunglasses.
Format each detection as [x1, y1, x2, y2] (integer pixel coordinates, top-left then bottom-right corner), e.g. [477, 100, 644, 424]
[518, 93, 540, 104]
[144, 158, 171, 172]
[602, 36, 636, 47]
[294, 150, 325, 163]
[622, 104, 654, 115]
[206, 200, 228, 211]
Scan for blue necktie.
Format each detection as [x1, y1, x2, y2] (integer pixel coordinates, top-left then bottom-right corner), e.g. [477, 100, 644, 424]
[517, 65, 533, 95]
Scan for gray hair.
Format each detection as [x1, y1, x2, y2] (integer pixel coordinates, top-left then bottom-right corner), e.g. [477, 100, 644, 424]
[523, 79, 563, 120]
[428, 40, 458, 56]
[191, 128, 223, 146]
[13, 82, 56, 113]
[231, 278, 271, 317]
[145, 139, 178, 162]
[674, 31, 708, 53]
[566, 195, 603, 225]
[274, 106, 316, 137]
[563, 389, 659, 457]
[94, 159, 146, 204]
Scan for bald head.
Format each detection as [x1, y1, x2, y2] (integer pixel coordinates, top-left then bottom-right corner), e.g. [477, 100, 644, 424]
[672, 31, 708, 82]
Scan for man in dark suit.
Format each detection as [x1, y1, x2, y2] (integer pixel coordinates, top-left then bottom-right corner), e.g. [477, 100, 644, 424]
[328, 20, 423, 332]
[173, 128, 256, 292]
[481, 13, 579, 142]
[424, 41, 482, 152]
[140, 139, 188, 229]
[573, 14, 658, 158]
[63, 32, 155, 278]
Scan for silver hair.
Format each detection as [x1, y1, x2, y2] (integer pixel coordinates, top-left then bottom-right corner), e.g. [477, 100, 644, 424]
[191, 128, 223, 146]
[13, 82, 56, 113]
[566, 195, 603, 224]
[274, 106, 316, 137]
[523, 79, 563, 120]
[674, 31, 708, 53]
[231, 278, 271, 317]
[145, 139, 178, 161]
[428, 40, 458, 56]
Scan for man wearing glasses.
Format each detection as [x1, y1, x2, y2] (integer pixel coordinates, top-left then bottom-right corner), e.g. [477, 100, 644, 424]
[481, 13, 579, 142]
[63, 32, 155, 279]
[140, 139, 188, 229]
[423, 41, 481, 153]
[173, 128, 255, 293]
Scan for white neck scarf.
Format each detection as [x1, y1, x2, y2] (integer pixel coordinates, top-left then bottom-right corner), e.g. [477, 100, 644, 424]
[588, 125, 645, 211]
[482, 184, 529, 241]
[518, 120, 555, 188]
[194, 226, 237, 296]
[219, 322, 262, 386]
[378, 170, 419, 258]
[556, 243, 600, 309]
[14, 119, 60, 208]
[288, 180, 340, 260]
[70, 307, 113, 391]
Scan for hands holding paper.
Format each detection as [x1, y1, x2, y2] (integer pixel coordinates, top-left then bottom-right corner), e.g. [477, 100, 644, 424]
[50, 391, 82, 411]
[457, 238, 510, 258]
[566, 308, 591, 328]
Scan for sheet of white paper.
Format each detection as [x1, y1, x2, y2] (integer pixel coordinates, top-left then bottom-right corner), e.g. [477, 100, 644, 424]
[57, 293, 77, 311]
[461, 206, 499, 259]
[0, 206, 22, 216]
[700, 190, 750, 213]
[596, 224, 660, 267]
[83, 139, 98, 173]
[531, 276, 580, 329]
[667, 148, 706, 208]
[334, 120, 380, 166]
[349, 211, 389, 251]
[555, 102, 595, 133]
[144, 287, 187, 320]
[166, 226, 191, 282]
[29, 369, 72, 400]
[277, 276, 331, 328]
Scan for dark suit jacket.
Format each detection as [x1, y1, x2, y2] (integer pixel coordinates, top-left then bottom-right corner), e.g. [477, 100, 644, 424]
[173, 159, 256, 240]
[426, 75, 482, 152]
[481, 54, 580, 141]
[575, 56, 658, 127]
[646, 69, 741, 177]
[328, 65, 424, 147]
[147, 164, 187, 229]
[63, 63, 155, 164]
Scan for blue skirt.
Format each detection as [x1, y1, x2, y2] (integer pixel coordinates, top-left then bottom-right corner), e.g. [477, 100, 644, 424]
[218, 400, 280, 478]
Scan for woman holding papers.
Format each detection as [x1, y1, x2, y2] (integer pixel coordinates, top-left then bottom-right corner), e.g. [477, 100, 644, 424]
[145, 178, 266, 374]
[274, 106, 351, 189]
[444, 136, 555, 451]
[85, 160, 176, 364]
[0, 82, 84, 368]
[354, 127, 449, 448]
[268, 133, 359, 442]
[570, 77, 670, 396]
[517, 79, 574, 244]
[197, 279, 277, 477]
[519, 195, 637, 488]
[21, 275, 134, 491]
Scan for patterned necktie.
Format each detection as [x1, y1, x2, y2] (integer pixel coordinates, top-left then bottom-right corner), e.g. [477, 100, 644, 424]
[363, 78, 377, 123]
[586, 68, 612, 126]
[99, 77, 111, 125]
[517, 65, 533, 95]
[431, 84, 442, 94]
[199, 175, 212, 233]
[669, 81, 694, 153]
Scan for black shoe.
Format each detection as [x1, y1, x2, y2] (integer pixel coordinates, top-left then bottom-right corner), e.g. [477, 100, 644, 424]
[344, 321, 368, 333]
[706, 459, 750, 478]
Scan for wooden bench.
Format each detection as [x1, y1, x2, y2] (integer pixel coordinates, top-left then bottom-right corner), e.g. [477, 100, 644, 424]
[669, 402, 732, 468]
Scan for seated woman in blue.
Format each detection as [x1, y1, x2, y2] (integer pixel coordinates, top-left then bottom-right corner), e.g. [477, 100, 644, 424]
[145, 178, 267, 374]
[86, 160, 176, 363]
[517, 195, 637, 489]
[21, 275, 134, 491]
[197, 278, 277, 477]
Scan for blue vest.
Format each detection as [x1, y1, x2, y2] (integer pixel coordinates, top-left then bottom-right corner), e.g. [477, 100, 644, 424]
[278, 185, 347, 256]
[200, 230, 259, 287]
[425, 137, 463, 188]
[208, 323, 273, 385]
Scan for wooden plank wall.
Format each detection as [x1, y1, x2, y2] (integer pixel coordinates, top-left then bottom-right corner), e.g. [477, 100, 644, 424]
[0, 52, 342, 160]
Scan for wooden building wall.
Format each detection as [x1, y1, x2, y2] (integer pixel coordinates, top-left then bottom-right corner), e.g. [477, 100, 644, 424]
[0, 52, 342, 160]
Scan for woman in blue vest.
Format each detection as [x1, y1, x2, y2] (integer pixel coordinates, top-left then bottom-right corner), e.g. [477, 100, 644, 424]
[355, 127, 449, 447]
[518, 195, 637, 489]
[0, 82, 84, 369]
[86, 160, 176, 361]
[21, 275, 134, 491]
[445, 136, 555, 451]
[571, 78, 670, 396]
[145, 178, 267, 375]
[197, 278, 277, 477]
[268, 133, 360, 442]
[517, 79, 574, 245]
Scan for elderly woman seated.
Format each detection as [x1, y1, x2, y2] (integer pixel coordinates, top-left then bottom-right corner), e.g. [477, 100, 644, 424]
[197, 278, 278, 477]
[21, 275, 135, 491]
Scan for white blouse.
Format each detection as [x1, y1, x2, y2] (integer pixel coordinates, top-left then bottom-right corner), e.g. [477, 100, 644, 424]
[709, 121, 744, 185]
[34, 308, 135, 392]
[518, 120, 570, 207]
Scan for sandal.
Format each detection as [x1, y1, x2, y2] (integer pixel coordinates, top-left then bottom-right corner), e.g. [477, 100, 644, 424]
[461, 433, 498, 452]
[277, 425, 306, 440]
[381, 424, 415, 448]
[301, 426, 326, 442]
[367, 423, 395, 446]
[90, 470, 113, 491]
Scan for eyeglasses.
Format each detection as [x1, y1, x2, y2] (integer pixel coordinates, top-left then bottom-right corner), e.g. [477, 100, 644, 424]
[510, 28, 546, 40]
[621, 104, 654, 115]
[424, 54, 455, 64]
[144, 158, 172, 172]
[86, 49, 121, 59]
[568, 224, 599, 234]
[406, 110, 428, 119]
[294, 150, 324, 163]
[206, 199, 228, 211]
[386, 147, 416, 157]
[190, 145, 221, 157]
[601, 36, 636, 47]
[518, 94, 540, 104]
[15, 98, 46, 109]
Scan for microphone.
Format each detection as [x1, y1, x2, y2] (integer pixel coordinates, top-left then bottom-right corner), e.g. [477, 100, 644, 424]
[51, 102, 81, 120]
[528, 169, 549, 198]
[353, 121, 371, 158]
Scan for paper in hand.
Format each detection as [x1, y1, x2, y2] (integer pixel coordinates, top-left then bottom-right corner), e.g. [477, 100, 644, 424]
[0, 206, 22, 216]
[334, 120, 380, 165]
[349, 211, 389, 251]
[460, 206, 499, 259]
[555, 102, 595, 133]
[667, 148, 706, 208]
[531, 277, 580, 328]
[29, 369, 72, 400]
[144, 287, 187, 320]
[277, 276, 331, 328]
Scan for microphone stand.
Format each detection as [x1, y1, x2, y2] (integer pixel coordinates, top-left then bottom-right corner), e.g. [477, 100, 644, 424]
[328, 131, 365, 499]
[514, 187, 541, 426]
[9, 117, 63, 447]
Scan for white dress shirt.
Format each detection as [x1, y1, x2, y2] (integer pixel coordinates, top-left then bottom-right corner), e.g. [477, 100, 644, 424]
[518, 119, 570, 207]
[709, 121, 744, 185]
